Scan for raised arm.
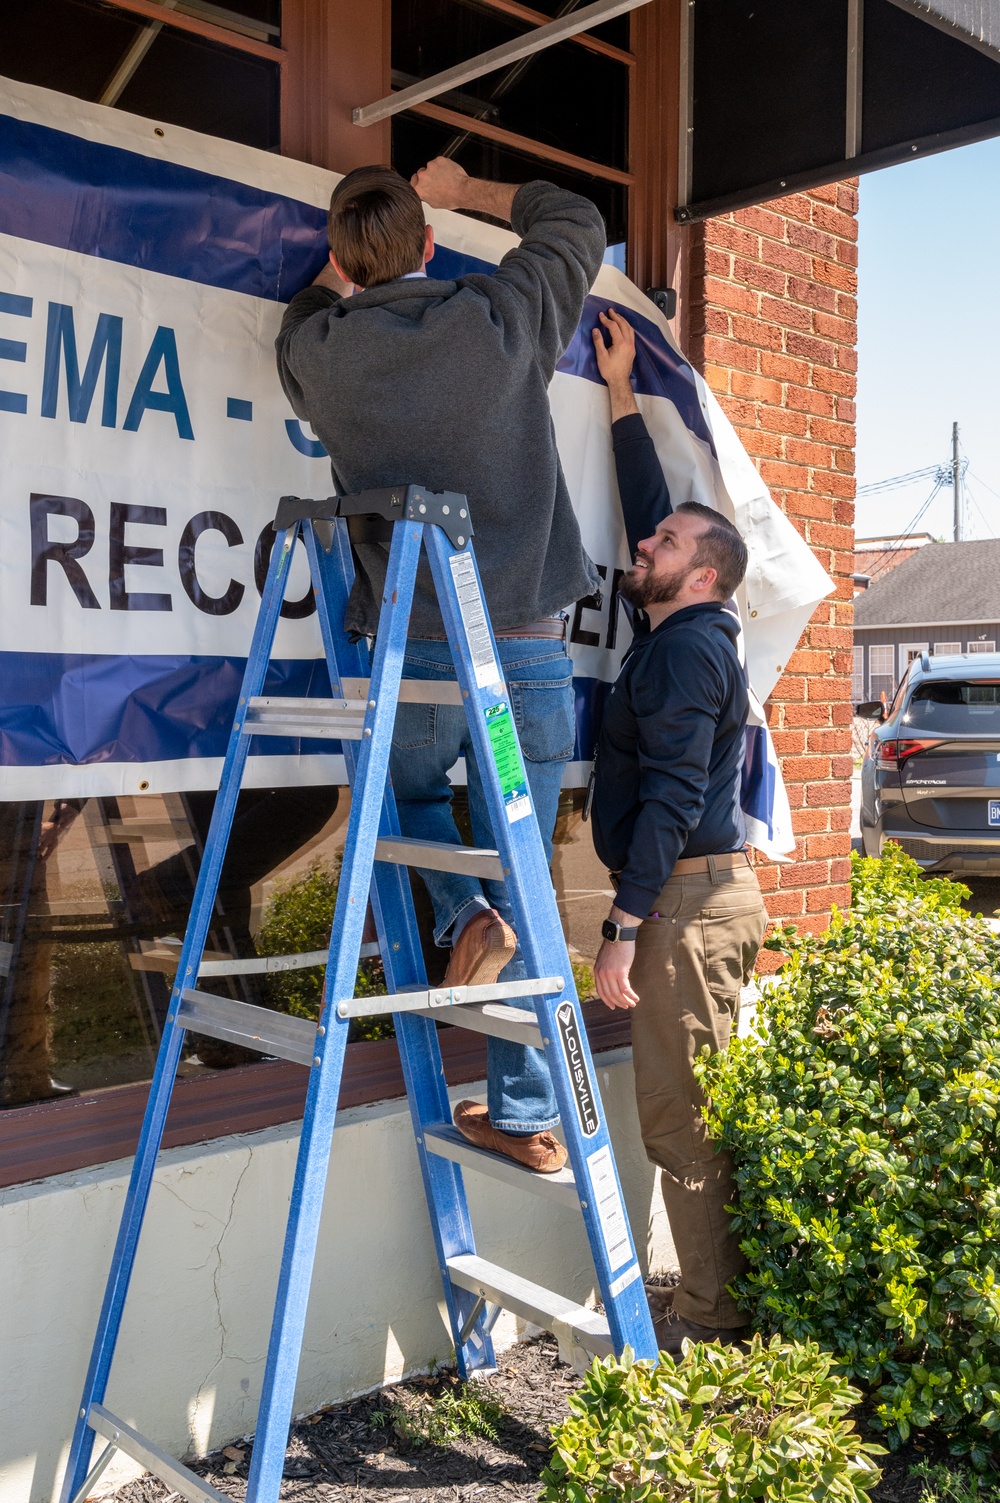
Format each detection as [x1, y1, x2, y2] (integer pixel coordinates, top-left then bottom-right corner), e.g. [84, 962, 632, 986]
[593, 307, 672, 558]
[414, 157, 605, 379]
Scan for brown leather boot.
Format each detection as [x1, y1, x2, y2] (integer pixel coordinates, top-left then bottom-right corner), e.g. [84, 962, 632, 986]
[444, 908, 516, 988]
[453, 1100, 568, 1173]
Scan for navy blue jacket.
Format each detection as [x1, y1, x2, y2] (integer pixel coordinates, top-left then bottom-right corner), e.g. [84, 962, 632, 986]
[590, 414, 748, 918]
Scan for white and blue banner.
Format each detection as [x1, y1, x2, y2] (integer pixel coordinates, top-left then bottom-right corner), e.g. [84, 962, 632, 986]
[0, 76, 832, 858]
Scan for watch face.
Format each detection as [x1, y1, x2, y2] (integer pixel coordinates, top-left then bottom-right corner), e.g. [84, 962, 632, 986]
[601, 919, 619, 942]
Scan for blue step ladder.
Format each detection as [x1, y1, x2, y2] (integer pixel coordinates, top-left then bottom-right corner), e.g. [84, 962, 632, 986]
[60, 487, 657, 1503]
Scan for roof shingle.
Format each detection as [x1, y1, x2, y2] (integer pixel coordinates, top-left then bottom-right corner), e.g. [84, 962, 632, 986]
[853, 539, 1000, 627]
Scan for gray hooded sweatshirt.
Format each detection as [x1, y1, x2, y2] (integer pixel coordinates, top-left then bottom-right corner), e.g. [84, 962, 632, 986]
[275, 180, 605, 638]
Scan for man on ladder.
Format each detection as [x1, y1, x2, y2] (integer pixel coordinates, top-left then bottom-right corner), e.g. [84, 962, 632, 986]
[276, 154, 606, 1174]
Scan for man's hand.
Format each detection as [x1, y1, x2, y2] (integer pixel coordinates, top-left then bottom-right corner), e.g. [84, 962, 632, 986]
[411, 156, 470, 210]
[593, 903, 644, 1011]
[591, 307, 639, 422]
[411, 157, 518, 224]
[313, 257, 353, 296]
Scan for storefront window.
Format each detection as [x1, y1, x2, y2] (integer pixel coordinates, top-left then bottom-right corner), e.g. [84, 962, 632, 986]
[5, 0, 281, 151]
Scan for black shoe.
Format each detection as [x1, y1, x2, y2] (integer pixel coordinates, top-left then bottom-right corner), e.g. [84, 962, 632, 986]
[653, 1306, 748, 1359]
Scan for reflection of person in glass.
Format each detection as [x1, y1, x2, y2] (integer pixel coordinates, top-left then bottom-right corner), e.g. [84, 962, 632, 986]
[0, 801, 81, 1107]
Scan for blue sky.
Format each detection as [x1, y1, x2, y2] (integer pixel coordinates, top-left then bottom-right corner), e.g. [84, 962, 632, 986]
[855, 134, 1000, 541]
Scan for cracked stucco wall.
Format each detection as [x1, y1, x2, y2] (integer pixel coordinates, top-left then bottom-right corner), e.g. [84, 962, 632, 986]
[0, 1049, 675, 1503]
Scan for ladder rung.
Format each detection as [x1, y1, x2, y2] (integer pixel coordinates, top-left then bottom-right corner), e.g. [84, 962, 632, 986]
[89, 1404, 228, 1503]
[243, 696, 367, 739]
[375, 836, 504, 880]
[198, 941, 380, 977]
[178, 990, 317, 1066]
[131, 942, 381, 977]
[423, 1123, 579, 1208]
[408, 1000, 543, 1047]
[446, 1254, 613, 1360]
[339, 676, 465, 706]
[336, 975, 564, 1019]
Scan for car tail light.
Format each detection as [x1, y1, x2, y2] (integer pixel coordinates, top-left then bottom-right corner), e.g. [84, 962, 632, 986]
[878, 738, 943, 767]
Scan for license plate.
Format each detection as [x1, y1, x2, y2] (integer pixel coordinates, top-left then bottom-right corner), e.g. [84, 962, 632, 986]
[990, 800, 1000, 827]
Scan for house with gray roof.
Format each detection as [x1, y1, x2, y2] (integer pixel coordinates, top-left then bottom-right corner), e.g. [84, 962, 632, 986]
[853, 539, 1000, 705]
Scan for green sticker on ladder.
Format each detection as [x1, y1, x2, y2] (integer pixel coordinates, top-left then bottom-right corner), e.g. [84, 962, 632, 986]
[484, 703, 532, 823]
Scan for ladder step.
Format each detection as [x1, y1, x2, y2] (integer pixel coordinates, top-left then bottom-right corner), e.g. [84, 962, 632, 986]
[339, 676, 465, 706]
[243, 696, 367, 739]
[132, 942, 381, 977]
[409, 1000, 543, 1047]
[336, 974, 564, 1019]
[446, 1254, 613, 1361]
[88, 1404, 228, 1503]
[375, 836, 504, 880]
[423, 1123, 579, 1209]
[178, 990, 317, 1066]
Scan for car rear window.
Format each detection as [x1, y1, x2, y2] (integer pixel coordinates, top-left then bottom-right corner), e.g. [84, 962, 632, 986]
[905, 680, 1000, 733]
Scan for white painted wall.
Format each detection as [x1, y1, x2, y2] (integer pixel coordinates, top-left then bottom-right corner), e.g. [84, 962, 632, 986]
[0, 1050, 675, 1503]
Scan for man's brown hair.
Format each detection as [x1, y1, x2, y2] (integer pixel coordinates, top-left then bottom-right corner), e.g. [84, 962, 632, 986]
[327, 165, 427, 288]
[675, 500, 748, 600]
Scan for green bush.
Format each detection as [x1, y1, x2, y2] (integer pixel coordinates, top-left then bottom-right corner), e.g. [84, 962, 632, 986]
[542, 1337, 883, 1502]
[255, 859, 392, 1041]
[698, 844, 1000, 1459]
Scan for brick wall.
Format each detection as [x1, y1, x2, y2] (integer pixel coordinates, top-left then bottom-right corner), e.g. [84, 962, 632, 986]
[687, 182, 858, 937]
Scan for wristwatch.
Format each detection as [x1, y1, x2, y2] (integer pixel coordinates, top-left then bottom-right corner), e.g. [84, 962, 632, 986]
[602, 919, 640, 943]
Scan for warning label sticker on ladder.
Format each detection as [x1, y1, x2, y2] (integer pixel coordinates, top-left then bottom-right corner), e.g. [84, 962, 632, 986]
[484, 703, 532, 823]
[449, 552, 501, 689]
[586, 1145, 633, 1272]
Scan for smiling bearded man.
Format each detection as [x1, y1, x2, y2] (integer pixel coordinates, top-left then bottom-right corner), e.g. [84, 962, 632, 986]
[583, 301, 768, 1356]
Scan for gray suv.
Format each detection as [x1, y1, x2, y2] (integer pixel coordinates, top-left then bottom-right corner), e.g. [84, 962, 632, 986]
[858, 651, 1000, 874]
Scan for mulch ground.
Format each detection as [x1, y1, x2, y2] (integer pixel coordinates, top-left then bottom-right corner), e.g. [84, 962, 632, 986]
[110, 1332, 997, 1503]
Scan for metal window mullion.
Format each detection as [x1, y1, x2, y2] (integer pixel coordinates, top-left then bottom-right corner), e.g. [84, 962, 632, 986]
[846, 0, 864, 159]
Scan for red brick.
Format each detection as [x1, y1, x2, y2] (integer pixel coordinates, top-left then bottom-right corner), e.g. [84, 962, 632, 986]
[787, 438, 834, 467]
[813, 258, 858, 293]
[786, 331, 838, 365]
[702, 336, 760, 373]
[804, 833, 848, 858]
[759, 460, 810, 489]
[811, 366, 856, 396]
[809, 182, 840, 205]
[814, 310, 857, 343]
[739, 428, 784, 459]
[759, 293, 813, 330]
[760, 406, 808, 436]
[811, 202, 859, 241]
[760, 351, 811, 383]
[702, 276, 760, 316]
[782, 756, 832, 783]
[831, 755, 855, 779]
[810, 417, 854, 446]
[709, 222, 762, 258]
[733, 257, 788, 296]
[760, 240, 812, 276]
[786, 385, 836, 417]
[731, 371, 783, 403]
[768, 192, 814, 224]
[754, 862, 781, 891]
[792, 808, 831, 834]
[786, 220, 837, 257]
[836, 292, 858, 321]
[806, 729, 847, 754]
[807, 520, 854, 550]
[836, 238, 859, 268]
[831, 857, 853, 882]
[783, 859, 834, 889]
[735, 204, 789, 240]
[786, 275, 838, 312]
[765, 890, 808, 917]
[837, 397, 857, 423]
[829, 806, 853, 831]
[703, 365, 730, 395]
[770, 731, 807, 759]
[730, 315, 785, 351]
[808, 883, 851, 912]
[783, 492, 839, 522]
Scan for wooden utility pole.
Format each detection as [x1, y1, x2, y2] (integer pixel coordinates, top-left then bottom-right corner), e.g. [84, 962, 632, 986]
[953, 421, 961, 541]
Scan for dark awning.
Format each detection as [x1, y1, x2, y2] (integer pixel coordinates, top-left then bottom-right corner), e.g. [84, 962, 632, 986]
[677, 0, 1000, 222]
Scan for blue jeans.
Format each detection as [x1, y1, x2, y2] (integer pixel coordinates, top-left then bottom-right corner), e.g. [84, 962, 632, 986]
[389, 637, 575, 1133]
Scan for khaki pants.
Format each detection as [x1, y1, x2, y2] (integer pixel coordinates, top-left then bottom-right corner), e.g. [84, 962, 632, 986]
[629, 862, 766, 1328]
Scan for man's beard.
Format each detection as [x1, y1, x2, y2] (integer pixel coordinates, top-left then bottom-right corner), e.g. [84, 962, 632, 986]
[618, 558, 687, 610]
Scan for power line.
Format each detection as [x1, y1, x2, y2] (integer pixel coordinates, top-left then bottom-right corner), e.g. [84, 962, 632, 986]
[857, 463, 945, 496]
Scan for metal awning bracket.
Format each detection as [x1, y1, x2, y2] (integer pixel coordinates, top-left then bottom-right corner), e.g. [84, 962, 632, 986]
[353, 0, 653, 128]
